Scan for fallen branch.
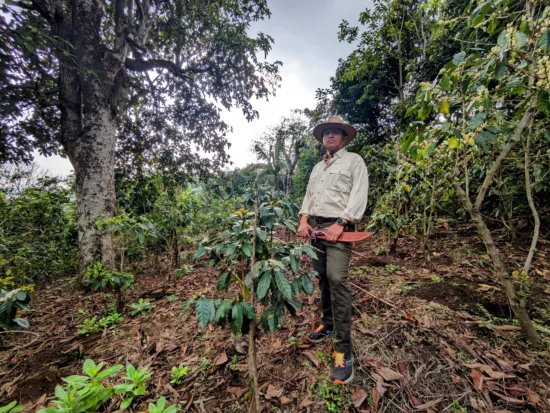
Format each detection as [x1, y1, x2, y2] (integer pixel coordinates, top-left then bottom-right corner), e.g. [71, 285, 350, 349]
[350, 281, 396, 309]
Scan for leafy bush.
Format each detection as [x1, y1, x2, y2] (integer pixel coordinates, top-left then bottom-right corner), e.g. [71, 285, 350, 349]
[0, 277, 32, 334]
[37, 359, 123, 413]
[114, 365, 152, 409]
[36, 359, 153, 413]
[84, 261, 134, 311]
[0, 186, 78, 283]
[194, 188, 317, 334]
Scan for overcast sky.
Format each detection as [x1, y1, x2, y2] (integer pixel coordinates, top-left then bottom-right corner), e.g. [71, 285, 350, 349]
[36, 0, 371, 176]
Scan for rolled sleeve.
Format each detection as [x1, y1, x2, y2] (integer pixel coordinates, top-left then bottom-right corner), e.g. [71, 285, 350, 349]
[340, 160, 369, 223]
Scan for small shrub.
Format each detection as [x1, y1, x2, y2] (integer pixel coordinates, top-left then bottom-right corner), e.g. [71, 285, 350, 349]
[0, 278, 33, 334]
[37, 359, 123, 413]
[78, 313, 124, 335]
[130, 299, 155, 316]
[114, 365, 152, 409]
[84, 261, 134, 311]
[170, 364, 189, 385]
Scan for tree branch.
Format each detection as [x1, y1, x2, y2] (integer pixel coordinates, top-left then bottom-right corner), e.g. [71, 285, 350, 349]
[125, 58, 210, 78]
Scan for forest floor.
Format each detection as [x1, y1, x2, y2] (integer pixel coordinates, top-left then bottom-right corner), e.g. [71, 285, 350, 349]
[1, 223, 550, 413]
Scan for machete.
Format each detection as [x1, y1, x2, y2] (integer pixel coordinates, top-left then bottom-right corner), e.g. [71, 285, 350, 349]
[308, 228, 374, 242]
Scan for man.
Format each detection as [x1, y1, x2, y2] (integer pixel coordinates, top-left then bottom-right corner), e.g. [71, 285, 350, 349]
[298, 116, 368, 384]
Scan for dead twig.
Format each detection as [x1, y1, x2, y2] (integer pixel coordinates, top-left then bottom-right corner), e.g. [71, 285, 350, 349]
[350, 281, 396, 309]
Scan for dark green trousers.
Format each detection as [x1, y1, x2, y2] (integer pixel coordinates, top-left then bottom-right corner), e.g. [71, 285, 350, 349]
[309, 218, 353, 353]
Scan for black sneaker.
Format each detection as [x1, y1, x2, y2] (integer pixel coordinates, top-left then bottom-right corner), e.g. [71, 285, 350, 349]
[305, 325, 333, 344]
[332, 350, 354, 384]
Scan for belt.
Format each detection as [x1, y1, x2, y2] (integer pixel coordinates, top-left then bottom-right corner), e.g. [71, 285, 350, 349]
[310, 216, 338, 224]
[309, 216, 355, 231]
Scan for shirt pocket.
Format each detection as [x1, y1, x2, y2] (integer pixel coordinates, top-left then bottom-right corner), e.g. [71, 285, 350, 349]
[328, 169, 352, 193]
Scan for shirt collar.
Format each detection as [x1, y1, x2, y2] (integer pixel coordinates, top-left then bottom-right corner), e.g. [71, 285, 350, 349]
[332, 147, 347, 158]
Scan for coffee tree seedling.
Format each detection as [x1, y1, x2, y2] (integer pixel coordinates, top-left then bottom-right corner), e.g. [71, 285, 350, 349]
[193, 187, 317, 411]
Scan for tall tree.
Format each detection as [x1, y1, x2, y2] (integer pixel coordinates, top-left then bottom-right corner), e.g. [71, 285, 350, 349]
[1, 0, 281, 277]
[253, 110, 309, 193]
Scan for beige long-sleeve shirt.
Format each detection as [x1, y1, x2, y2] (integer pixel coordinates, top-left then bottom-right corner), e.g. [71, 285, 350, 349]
[299, 148, 369, 224]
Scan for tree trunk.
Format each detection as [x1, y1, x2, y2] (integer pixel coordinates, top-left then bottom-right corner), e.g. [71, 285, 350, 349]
[469, 209, 539, 345]
[56, 0, 124, 282]
[69, 105, 118, 277]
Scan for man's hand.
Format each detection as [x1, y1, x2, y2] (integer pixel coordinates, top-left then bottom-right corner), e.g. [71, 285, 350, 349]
[325, 223, 344, 243]
[298, 221, 314, 238]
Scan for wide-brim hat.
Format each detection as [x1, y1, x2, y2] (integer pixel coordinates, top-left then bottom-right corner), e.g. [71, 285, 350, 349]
[313, 116, 357, 143]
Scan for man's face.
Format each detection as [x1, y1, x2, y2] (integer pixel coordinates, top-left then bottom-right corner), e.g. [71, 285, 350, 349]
[322, 128, 346, 153]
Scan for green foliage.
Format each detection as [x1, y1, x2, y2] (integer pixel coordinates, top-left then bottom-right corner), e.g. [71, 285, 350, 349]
[114, 365, 152, 410]
[147, 397, 179, 413]
[194, 188, 317, 335]
[175, 264, 194, 279]
[84, 262, 134, 293]
[0, 185, 78, 283]
[129, 299, 154, 317]
[0, 401, 24, 413]
[170, 364, 189, 385]
[0, 278, 32, 332]
[78, 313, 124, 335]
[37, 359, 123, 413]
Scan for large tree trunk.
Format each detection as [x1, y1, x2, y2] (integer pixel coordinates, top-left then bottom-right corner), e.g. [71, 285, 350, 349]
[71, 113, 117, 274]
[57, 0, 123, 280]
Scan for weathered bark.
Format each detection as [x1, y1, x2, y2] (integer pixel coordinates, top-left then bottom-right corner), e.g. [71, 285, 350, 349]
[53, 0, 125, 280]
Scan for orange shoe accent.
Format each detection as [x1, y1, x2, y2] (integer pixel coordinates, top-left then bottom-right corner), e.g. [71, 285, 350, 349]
[333, 351, 345, 368]
[314, 325, 325, 333]
[333, 379, 349, 385]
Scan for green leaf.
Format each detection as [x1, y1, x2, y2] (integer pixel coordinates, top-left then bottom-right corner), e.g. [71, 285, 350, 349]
[241, 302, 256, 319]
[257, 271, 272, 299]
[539, 29, 550, 52]
[452, 51, 466, 66]
[242, 243, 253, 257]
[138, 233, 145, 245]
[230, 303, 243, 333]
[537, 90, 550, 115]
[467, 112, 486, 131]
[516, 31, 527, 48]
[216, 271, 231, 291]
[194, 245, 208, 259]
[256, 228, 267, 241]
[290, 253, 300, 274]
[121, 397, 134, 410]
[274, 271, 292, 301]
[261, 307, 277, 332]
[301, 245, 317, 259]
[301, 274, 314, 295]
[291, 277, 303, 295]
[214, 300, 232, 324]
[12, 318, 29, 328]
[274, 207, 284, 218]
[285, 297, 302, 310]
[440, 74, 451, 91]
[497, 30, 508, 48]
[196, 297, 215, 328]
[82, 359, 96, 376]
[262, 214, 275, 229]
